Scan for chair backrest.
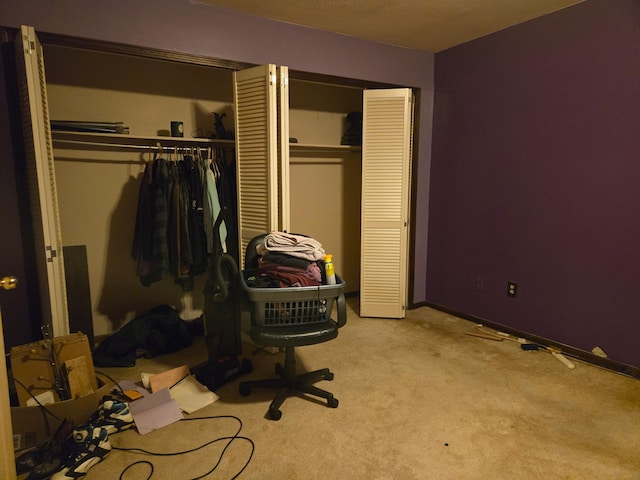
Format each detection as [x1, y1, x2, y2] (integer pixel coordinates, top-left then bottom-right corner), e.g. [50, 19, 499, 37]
[244, 233, 267, 270]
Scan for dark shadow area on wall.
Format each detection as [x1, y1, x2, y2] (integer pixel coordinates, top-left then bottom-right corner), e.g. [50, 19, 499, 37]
[340, 152, 362, 295]
[193, 101, 235, 140]
[290, 81, 362, 114]
[97, 174, 191, 331]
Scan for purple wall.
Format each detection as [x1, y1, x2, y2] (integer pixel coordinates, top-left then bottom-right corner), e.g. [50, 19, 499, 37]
[0, 0, 434, 304]
[429, 0, 640, 367]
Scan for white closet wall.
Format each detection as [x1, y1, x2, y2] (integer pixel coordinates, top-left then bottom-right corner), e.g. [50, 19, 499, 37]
[288, 80, 363, 293]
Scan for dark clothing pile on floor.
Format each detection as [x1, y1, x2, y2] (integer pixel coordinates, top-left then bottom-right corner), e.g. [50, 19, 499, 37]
[92, 305, 197, 367]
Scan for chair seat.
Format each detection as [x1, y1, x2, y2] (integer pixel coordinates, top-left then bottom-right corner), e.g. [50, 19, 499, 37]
[250, 320, 339, 347]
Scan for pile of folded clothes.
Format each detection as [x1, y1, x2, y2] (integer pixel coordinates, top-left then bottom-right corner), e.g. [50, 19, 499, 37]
[246, 232, 327, 288]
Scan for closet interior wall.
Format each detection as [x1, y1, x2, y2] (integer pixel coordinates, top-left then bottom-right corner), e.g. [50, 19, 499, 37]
[288, 80, 363, 294]
[44, 44, 235, 337]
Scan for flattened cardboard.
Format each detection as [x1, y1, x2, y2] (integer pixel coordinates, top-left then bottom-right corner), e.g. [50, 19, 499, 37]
[65, 356, 93, 399]
[148, 365, 190, 392]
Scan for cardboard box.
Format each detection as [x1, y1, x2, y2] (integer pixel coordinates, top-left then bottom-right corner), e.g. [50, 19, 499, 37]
[10, 378, 110, 451]
[10, 332, 97, 406]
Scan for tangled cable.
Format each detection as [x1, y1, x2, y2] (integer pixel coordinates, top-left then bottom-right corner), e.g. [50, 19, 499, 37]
[96, 371, 255, 479]
[113, 415, 255, 480]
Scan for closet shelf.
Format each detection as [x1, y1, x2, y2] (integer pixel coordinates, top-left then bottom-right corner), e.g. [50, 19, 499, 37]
[51, 130, 233, 150]
[289, 143, 361, 153]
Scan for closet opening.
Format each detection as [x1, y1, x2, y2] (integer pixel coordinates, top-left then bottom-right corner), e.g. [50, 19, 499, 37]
[42, 42, 239, 339]
[14, 26, 420, 341]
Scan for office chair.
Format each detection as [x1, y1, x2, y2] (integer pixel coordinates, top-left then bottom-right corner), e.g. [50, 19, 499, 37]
[238, 234, 347, 420]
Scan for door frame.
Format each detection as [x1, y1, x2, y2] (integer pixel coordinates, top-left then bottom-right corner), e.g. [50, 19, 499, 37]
[1, 307, 17, 480]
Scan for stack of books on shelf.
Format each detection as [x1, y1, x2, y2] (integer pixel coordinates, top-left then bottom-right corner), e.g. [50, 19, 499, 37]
[51, 120, 130, 134]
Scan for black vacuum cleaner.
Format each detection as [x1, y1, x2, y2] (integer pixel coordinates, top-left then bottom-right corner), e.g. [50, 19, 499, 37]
[194, 208, 252, 391]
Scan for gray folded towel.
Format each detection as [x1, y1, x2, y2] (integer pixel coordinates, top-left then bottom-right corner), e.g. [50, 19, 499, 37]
[256, 232, 325, 261]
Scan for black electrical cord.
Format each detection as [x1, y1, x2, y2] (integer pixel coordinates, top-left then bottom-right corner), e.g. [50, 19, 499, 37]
[94, 370, 127, 398]
[9, 375, 65, 423]
[95, 371, 255, 477]
[113, 415, 254, 480]
[119, 460, 154, 480]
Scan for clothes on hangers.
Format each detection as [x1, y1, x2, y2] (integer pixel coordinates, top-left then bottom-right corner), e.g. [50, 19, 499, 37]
[211, 147, 238, 261]
[204, 156, 227, 254]
[132, 147, 235, 290]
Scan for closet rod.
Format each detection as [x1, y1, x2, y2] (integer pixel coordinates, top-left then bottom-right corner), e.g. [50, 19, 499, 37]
[52, 138, 215, 151]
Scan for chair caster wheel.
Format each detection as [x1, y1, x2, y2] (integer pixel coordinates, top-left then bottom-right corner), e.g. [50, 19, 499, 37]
[268, 408, 282, 421]
[239, 385, 251, 396]
[325, 372, 334, 381]
[327, 397, 339, 408]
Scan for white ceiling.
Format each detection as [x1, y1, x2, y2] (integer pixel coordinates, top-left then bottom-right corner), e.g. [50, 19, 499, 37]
[201, 0, 584, 52]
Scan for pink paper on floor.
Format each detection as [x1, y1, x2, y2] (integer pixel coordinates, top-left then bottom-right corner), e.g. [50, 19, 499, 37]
[128, 387, 183, 435]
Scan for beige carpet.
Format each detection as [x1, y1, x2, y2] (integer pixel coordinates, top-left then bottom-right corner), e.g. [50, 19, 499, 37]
[82, 299, 639, 479]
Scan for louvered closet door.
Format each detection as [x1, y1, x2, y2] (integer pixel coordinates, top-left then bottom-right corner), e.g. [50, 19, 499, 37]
[15, 25, 69, 336]
[276, 66, 290, 233]
[233, 64, 290, 267]
[360, 88, 413, 318]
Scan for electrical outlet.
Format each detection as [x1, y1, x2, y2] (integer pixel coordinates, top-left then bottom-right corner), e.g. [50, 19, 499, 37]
[475, 277, 484, 292]
[507, 281, 518, 297]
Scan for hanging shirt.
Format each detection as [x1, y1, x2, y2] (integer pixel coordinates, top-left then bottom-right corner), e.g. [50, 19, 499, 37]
[206, 159, 227, 252]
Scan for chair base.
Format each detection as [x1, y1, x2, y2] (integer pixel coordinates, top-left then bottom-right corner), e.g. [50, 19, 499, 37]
[239, 346, 338, 420]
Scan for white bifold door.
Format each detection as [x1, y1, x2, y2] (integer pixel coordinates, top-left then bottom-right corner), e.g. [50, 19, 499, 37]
[234, 68, 414, 318]
[233, 64, 290, 268]
[360, 88, 413, 319]
[15, 25, 69, 336]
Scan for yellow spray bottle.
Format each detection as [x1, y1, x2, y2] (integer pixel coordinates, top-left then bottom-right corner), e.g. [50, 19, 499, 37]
[323, 254, 336, 285]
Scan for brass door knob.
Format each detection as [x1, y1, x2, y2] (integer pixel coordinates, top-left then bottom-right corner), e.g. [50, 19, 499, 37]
[0, 276, 18, 290]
